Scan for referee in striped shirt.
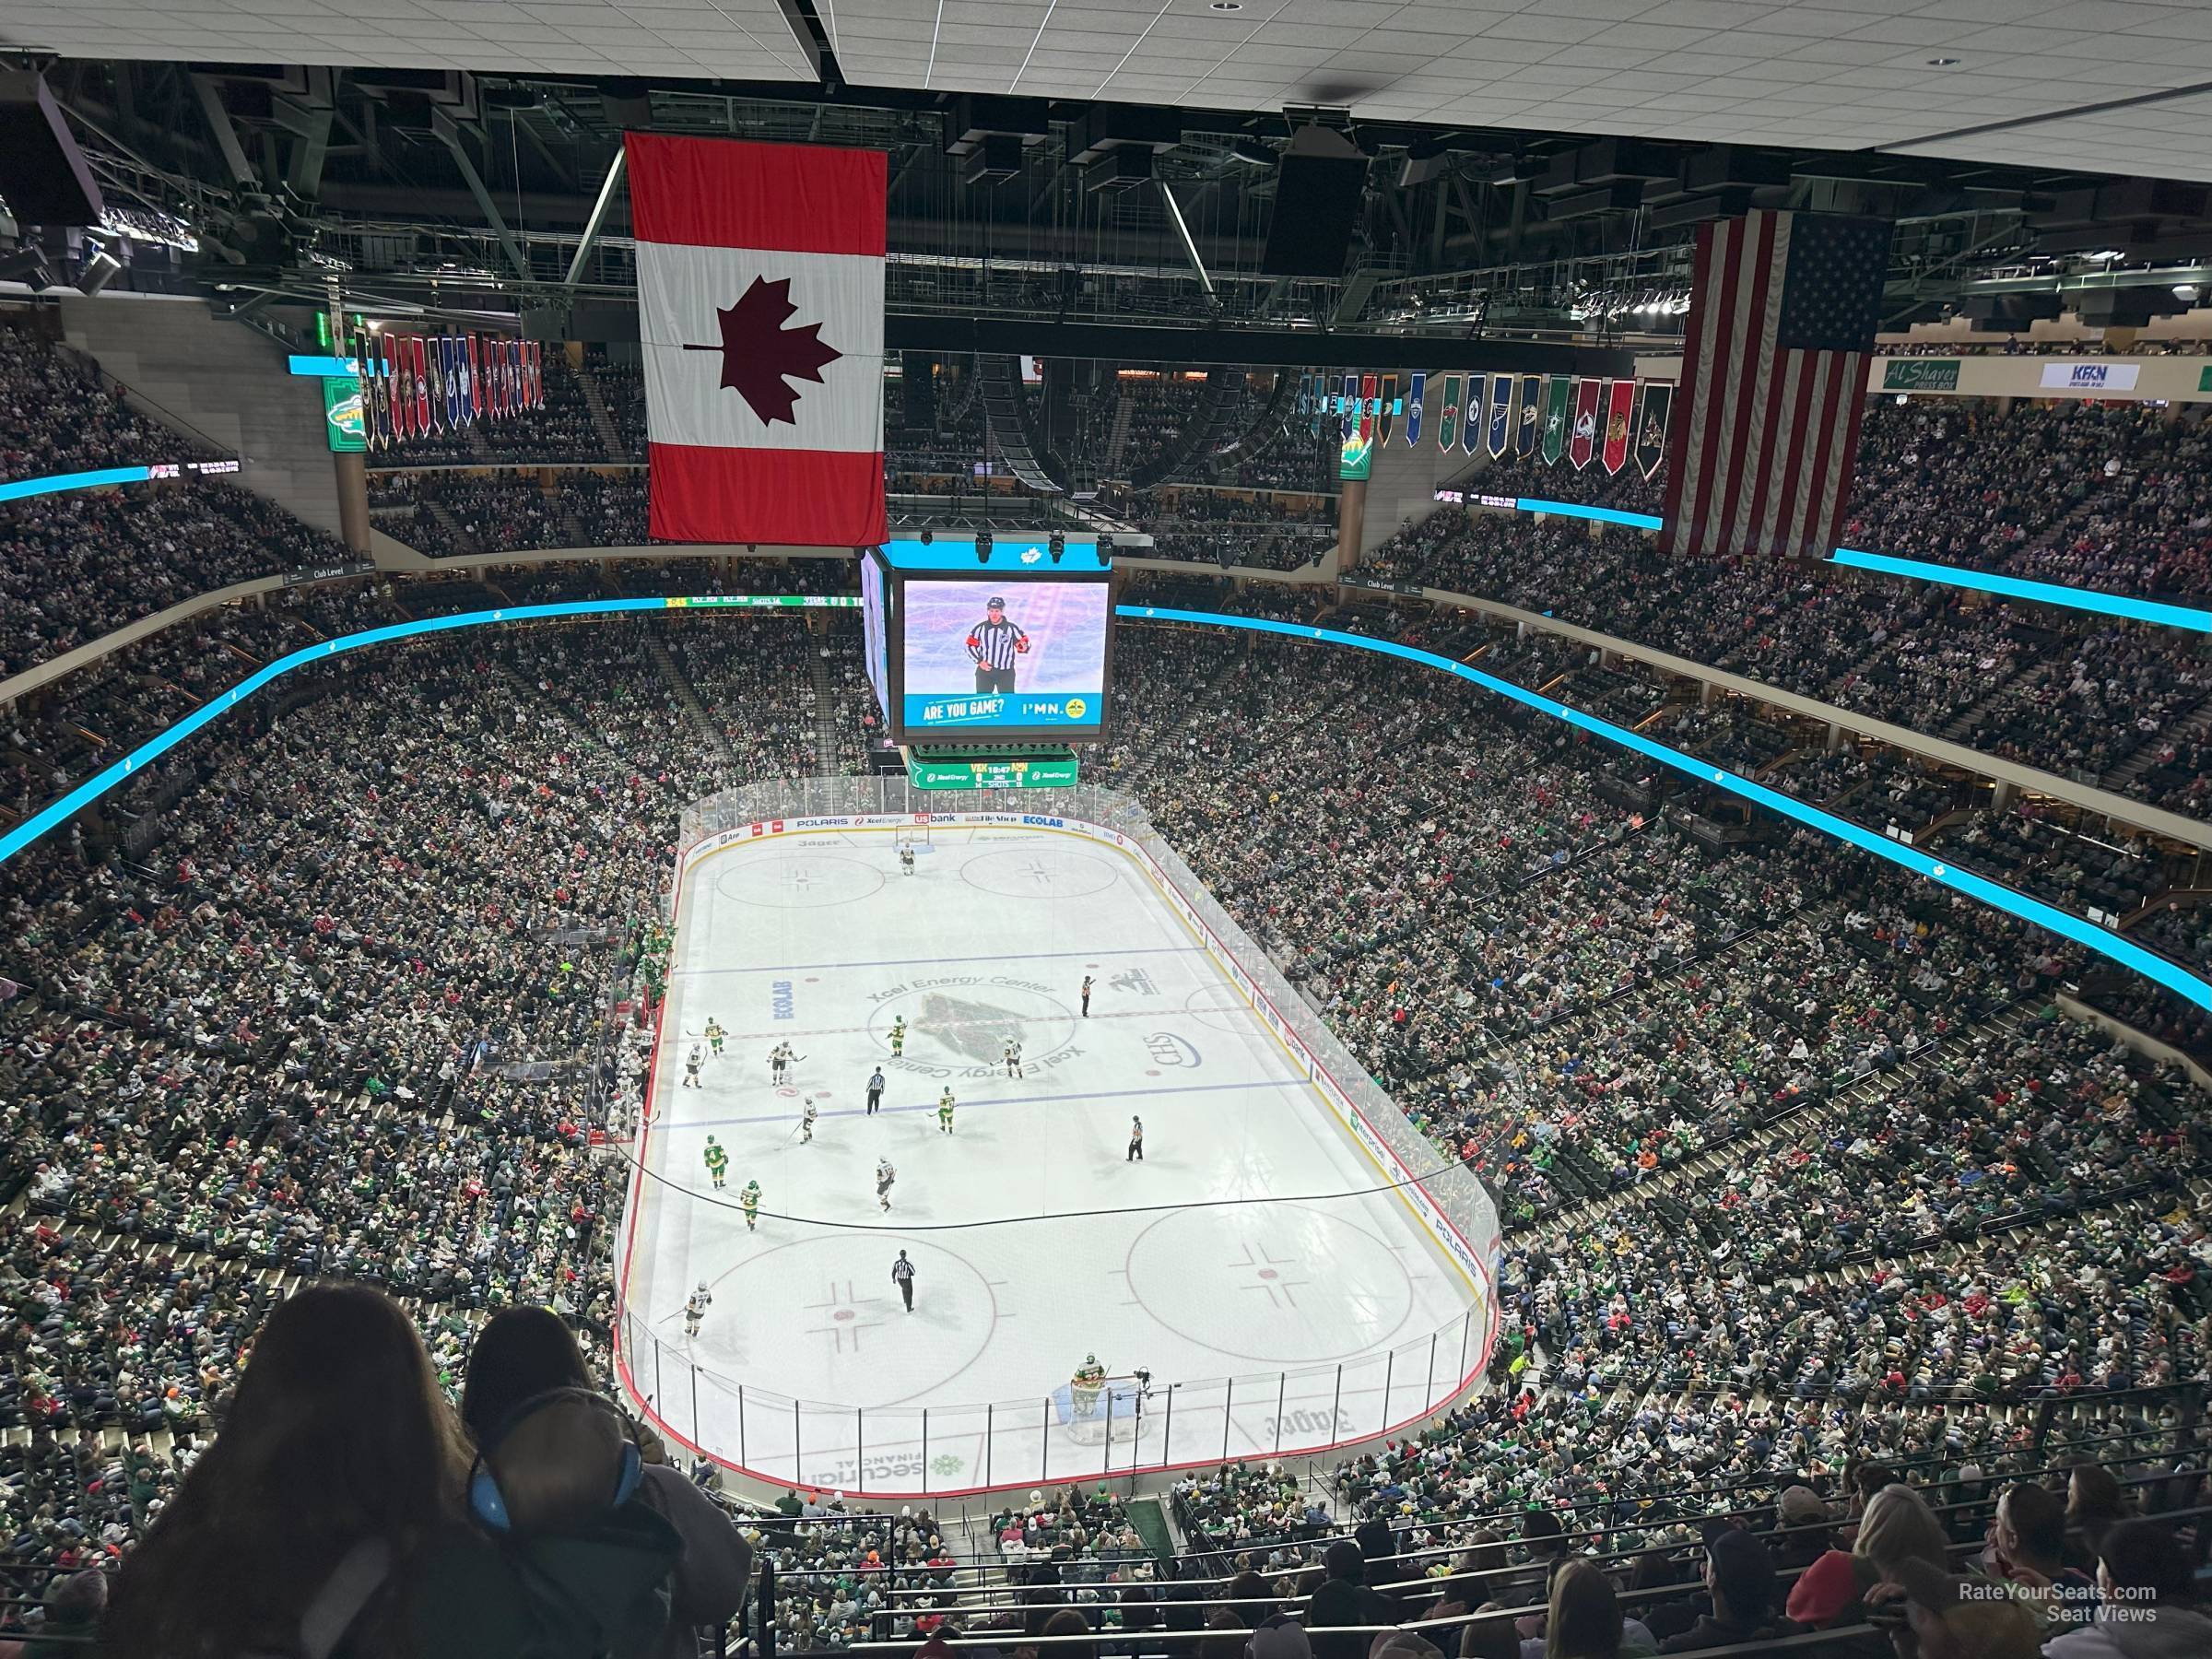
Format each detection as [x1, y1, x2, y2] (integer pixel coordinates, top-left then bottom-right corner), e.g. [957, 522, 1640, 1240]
[966, 596, 1030, 695]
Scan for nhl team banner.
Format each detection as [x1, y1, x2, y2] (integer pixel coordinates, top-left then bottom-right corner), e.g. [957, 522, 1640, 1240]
[441, 336, 462, 431]
[467, 335, 484, 423]
[1359, 372, 1379, 449]
[1340, 374, 1359, 443]
[1460, 377, 1479, 454]
[412, 335, 432, 436]
[629, 132, 888, 546]
[1541, 375, 1571, 465]
[1570, 377, 1603, 469]
[1404, 371, 1425, 446]
[1437, 374, 1461, 452]
[1635, 382, 1671, 479]
[1602, 379, 1634, 475]
[1516, 375, 1540, 458]
[1486, 374, 1512, 457]
[1377, 373, 1397, 446]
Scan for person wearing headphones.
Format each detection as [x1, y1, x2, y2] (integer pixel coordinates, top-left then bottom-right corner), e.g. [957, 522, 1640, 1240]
[417, 1305, 754, 1659]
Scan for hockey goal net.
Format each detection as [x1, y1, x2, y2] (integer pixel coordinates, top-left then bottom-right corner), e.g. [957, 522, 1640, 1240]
[1053, 1374, 1149, 1444]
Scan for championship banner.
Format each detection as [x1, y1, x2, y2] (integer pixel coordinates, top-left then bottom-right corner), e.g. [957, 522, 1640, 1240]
[1602, 379, 1634, 475]
[1541, 375, 1570, 465]
[1517, 375, 1540, 458]
[1377, 373, 1397, 445]
[1487, 374, 1512, 457]
[1404, 371, 1425, 446]
[1570, 378, 1602, 469]
[629, 131, 888, 546]
[1635, 382, 1671, 479]
[1438, 374, 1461, 452]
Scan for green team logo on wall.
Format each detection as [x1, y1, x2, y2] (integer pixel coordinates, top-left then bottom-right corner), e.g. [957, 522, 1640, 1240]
[1882, 359, 1961, 393]
[323, 376, 366, 453]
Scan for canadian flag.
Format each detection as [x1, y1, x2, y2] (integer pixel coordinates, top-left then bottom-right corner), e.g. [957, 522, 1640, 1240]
[627, 132, 888, 547]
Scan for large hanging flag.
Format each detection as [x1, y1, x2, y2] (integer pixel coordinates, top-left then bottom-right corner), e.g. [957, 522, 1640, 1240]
[1459, 378, 1479, 455]
[1540, 375, 1570, 465]
[1635, 382, 1672, 478]
[1486, 374, 1512, 457]
[530, 341, 546, 409]
[466, 335, 484, 424]
[1438, 374, 1461, 452]
[1570, 379, 1603, 469]
[629, 132, 887, 546]
[1338, 374, 1359, 444]
[1404, 371, 1425, 446]
[1516, 376, 1540, 458]
[1359, 372, 1378, 448]
[1660, 208, 1890, 559]
[1377, 374, 1397, 445]
[1602, 380, 1635, 475]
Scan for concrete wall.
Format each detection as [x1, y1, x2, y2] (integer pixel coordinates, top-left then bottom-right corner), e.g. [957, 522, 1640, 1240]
[57, 291, 344, 535]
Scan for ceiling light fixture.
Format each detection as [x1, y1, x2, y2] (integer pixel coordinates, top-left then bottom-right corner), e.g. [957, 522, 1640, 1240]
[1927, 56, 1959, 66]
[1211, 2, 1242, 10]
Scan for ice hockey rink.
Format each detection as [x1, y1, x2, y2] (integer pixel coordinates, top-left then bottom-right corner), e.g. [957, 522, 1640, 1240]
[617, 820, 1488, 1495]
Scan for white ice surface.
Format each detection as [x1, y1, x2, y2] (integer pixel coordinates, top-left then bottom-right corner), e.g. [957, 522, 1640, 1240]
[618, 825, 1482, 1494]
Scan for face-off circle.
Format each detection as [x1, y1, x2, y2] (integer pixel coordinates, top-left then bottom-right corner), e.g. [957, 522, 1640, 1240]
[714, 853, 884, 910]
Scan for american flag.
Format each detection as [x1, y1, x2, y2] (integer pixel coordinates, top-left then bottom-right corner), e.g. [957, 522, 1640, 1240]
[1659, 210, 1891, 560]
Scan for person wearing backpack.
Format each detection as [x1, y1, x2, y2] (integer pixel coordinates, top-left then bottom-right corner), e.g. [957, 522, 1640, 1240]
[430, 1306, 753, 1659]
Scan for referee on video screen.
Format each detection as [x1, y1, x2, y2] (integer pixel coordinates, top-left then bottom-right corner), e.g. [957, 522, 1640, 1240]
[965, 596, 1030, 695]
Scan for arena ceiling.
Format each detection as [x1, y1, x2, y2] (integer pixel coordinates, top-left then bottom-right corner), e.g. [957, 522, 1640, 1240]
[6, 0, 2212, 181]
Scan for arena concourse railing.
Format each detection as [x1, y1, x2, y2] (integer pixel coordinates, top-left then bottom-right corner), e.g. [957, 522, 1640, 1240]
[610, 780, 1500, 1498]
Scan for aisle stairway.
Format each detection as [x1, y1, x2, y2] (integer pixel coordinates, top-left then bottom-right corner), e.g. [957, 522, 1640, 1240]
[57, 292, 343, 535]
[648, 636, 737, 773]
[577, 370, 630, 459]
[807, 645, 842, 775]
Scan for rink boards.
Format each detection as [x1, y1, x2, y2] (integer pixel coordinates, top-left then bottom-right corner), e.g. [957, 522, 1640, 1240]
[613, 807, 1496, 1496]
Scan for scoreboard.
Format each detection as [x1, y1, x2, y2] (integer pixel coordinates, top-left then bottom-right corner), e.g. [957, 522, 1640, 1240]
[862, 536, 1113, 746]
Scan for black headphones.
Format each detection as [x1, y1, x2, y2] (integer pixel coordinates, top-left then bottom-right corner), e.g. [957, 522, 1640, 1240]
[468, 1387, 644, 1534]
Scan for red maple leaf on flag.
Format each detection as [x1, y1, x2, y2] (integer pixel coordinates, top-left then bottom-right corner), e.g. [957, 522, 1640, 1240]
[706, 275, 842, 426]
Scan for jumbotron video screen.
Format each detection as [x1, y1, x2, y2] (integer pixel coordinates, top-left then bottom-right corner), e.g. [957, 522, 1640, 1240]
[864, 539, 1113, 744]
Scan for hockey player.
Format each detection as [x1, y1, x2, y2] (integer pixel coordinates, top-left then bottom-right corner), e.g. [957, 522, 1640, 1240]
[703, 1135, 729, 1189]
[888, 1016, 906, 1057]
[685, 1281, 712, 1337]
[704, 1017, 725, 1057]
[801, 1096, 818, 1143]
[876, 1157, 896, 1213]
[1004, 1039, 1023, 1079]
[683, 1044, 704, 1088]
[739, 1179, 761, 1232]
[900, 845, 916, 877]
[936, 1088, 955, 1135]
[769, 1043, 788, 1085]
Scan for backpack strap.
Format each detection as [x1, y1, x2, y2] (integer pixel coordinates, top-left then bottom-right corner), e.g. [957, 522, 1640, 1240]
[297, 1536, 394, 1659]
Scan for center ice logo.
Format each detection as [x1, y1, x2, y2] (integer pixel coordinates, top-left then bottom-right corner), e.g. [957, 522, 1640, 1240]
[918, 990, 1032, 1065]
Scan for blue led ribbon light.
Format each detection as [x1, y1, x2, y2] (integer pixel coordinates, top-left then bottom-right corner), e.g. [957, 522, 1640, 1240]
[1496, 499, 2212, 631]
[2, 596, 2204, 1014]
[1119, 604, 2212, 1015]
[0, 465, 151, 503]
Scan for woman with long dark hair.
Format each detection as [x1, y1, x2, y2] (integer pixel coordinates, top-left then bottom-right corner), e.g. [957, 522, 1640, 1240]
[98, 1284, 471, 1659]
